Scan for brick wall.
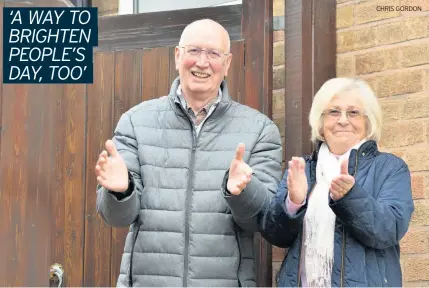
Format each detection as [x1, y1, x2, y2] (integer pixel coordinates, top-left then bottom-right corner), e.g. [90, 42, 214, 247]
[337, 0, 429, 286]
[271, 0, 429, 286]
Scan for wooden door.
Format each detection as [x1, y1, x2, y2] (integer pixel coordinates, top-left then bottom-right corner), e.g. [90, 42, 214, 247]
[0, 0, 273, 286]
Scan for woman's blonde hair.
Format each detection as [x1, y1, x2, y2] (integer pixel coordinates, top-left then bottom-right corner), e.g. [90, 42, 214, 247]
[308, 77, 382, 143]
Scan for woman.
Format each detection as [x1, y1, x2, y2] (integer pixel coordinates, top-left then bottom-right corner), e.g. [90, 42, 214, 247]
[260, 78, 414, 287]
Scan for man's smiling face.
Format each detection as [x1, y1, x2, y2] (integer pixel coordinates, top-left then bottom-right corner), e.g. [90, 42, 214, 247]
[175, 20, 232, 101]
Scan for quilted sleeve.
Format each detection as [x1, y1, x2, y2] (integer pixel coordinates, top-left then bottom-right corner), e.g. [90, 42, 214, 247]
[329, 157, 414, 249]
[259, 170, 307, 248]
[222, 121, 283, 232]
[96, 112, 143, 227]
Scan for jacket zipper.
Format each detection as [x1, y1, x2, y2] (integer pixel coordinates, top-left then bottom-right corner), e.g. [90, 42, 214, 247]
[183, 139, 196, 287]
[340, 150, 359, 287]
[179, 104, 205, 287]
[233, 224, 242, 287]
[183, 121, 200, 287]
[176, 101, 219, 286]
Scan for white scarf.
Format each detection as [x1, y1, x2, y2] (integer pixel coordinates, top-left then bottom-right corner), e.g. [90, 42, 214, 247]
[303, 140, 365, 287]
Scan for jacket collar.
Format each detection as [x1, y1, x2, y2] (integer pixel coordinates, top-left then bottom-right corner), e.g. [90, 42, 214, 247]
[310, 139, 378, 162]
[308, 139, 379, 182]
[168, 76, 232, 120]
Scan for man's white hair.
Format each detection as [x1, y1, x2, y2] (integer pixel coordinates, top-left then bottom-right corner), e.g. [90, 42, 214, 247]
[308, 77, 383, 143]
[178, 19, 231, 53]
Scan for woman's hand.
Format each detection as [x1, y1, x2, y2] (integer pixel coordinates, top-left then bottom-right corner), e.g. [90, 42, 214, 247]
[287, 157, 308, 204]
[330, 159, 355, 201]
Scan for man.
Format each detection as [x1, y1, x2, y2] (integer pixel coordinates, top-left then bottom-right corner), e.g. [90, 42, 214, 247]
[95, 19, 282, 287]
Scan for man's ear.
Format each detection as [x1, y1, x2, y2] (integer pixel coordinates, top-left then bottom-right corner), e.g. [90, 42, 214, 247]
[223, 53, 233, 77]
[175, 46, 181, 70]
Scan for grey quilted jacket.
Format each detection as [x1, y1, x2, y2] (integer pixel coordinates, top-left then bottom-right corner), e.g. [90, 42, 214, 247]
[96, 78, 282, 287]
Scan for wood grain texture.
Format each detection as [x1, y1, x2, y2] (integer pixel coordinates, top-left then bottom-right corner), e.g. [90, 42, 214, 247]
[61, 83, 86, 286]
[284, 0, 336, 161]
[242, 0, 273, 117]
[242, 1, 273, 286]
[84, 52, 115, 286]
[1, 2, 86, 284]
[26, 83, 61, 286]
[227, 41, 245, 103]
[284, 0, 313, 162]
[169, 47, 179, 85]
[0, 82, 86, 286]
[0, 1, 4, 283]
[313, 0, 336, 94]
[97, 5, 242, 51]
[110, 49, 143, 286]
[142, 47, 171, 101]
[0, 83, 30, 286]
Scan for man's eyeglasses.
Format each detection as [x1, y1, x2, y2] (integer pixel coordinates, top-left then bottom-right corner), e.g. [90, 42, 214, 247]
[179, 45, 229, 62]
[322, 109, 366, 120]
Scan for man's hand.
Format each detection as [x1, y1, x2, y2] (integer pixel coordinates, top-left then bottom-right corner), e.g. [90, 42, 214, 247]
[287, 157, 308, 204]
[227, 143, 253, 195]
[95, 139, 129, 193]
[330, 159, 355, 201]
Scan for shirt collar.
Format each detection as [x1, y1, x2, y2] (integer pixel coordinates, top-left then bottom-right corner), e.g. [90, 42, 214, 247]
[176, 84, 222, 111]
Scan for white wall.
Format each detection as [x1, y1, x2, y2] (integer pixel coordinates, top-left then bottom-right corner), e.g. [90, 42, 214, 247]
[118, 0, 241, 14]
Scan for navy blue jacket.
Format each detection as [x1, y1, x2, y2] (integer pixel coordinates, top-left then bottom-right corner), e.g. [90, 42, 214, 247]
[260, 140, 414, 287]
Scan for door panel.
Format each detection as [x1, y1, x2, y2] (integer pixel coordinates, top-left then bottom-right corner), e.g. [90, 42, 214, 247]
[84, 52, 115, 287]
[0, 0, 273, 286]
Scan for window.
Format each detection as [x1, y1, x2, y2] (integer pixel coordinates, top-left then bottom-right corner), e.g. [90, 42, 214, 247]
[118, 0, 241, 15]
